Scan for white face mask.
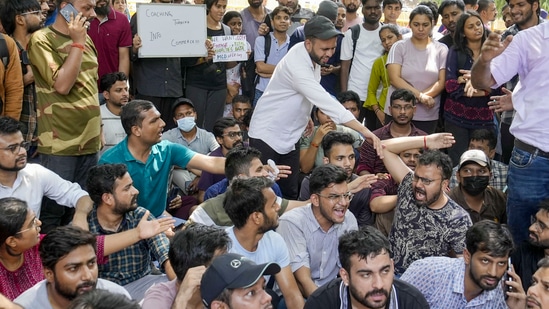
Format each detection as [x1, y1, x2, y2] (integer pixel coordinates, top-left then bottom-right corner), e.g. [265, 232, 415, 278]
[177, 117, 196, 132]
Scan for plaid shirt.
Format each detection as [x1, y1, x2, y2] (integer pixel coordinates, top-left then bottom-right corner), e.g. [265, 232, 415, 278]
[449, 159, 509, 192]
[88, 206, 170, 286]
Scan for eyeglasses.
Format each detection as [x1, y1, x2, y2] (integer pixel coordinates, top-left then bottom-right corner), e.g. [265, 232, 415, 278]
[16, 217, 39, 234]
[20, 10, 43, 16]
[391, 104, 414, 111]
[531, 216, 548, 232]
[0, 141, 30, 154]
[316, 192, 354, 203]
[222, 131, 243, 139]
[412, 174, 440, 186]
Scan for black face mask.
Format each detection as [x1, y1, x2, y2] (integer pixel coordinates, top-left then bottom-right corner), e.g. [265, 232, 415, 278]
[461, 176, 490, 196]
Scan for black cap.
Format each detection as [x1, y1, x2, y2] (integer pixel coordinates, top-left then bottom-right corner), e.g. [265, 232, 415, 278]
[171, 97, 194, 115]
[304, 16, 340, 40]
[316, 1, 338, 22]
[200, 253, 281, 307]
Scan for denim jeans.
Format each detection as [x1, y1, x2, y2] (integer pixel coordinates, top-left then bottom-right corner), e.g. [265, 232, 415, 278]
[507, 147, 549, 244]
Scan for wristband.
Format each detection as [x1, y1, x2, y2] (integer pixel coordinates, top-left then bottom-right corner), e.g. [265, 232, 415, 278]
[311, 142, 319, 148]
[70, 43, 85, 51]
[484, 89, 490, 96]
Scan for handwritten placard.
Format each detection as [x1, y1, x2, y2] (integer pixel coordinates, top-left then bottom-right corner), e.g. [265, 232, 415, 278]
[136, 3, 207, 58]
[212, 35, 248, 62]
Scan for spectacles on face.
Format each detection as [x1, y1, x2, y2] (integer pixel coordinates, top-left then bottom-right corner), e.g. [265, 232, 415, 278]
[19, 10, 43, 16]
[412, 174, 440, 186]
[391, 104, 414, 111]
[17, 217, 39, 234]
[0, 141, 30, 154]
[316, 192, 354, 203]
[222, 131, 243, 139]
[531, 216, 548, 233]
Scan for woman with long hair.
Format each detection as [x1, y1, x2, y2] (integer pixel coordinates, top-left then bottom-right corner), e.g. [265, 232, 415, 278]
[385, 5, 448, 134]
[444, 11, 496, 164]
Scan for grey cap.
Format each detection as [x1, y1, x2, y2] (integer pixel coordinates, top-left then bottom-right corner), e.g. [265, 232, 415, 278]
[458, 149, 492, 171]
[316, 0, 338, 22]
[304, 16, 340, 40]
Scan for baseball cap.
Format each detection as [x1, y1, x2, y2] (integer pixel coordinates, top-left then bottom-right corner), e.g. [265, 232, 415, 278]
[304, 16, 340, 40]
[316, 1, 338, 22]
[201, 253, 281, 307]
[171, 97, 194, 115]
[458, 149, 491, 171]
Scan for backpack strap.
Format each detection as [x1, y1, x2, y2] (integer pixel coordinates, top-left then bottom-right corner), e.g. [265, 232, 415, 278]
[263, 33, 272, 64]
[0, 34, 9, 68]
[350, 24, 361, 58]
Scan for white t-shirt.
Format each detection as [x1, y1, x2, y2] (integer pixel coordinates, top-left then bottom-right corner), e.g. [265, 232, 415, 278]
[100, 104, 126, 155]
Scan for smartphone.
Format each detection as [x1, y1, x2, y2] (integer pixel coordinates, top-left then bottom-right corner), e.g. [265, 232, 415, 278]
[60, 3, 79, 23]
[504, 257, 513, 299]
[320, 63, 331, 68]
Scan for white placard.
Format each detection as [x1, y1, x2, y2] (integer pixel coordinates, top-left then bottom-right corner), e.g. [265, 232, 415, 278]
[136, 3, 207, 58]
[212, 35, 248, 62]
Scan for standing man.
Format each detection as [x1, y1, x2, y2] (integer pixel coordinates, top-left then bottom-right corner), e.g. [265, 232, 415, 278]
[99, 72, 129, 154]
[305, 227, 429, 309]
[340, 0, 384, 131]
[248, 16, 381, 199]
[477, 0, 497, 27]
[438, 0, 465, 48]
[276, 0, 314, 35]
[88, 0, 131, 88]
[342, 0, 362, 32]
[471, 10, 549, 244]
[382, 0, 410, 34]
[240, 0, 271, 48]
[28, 0, 100, 233]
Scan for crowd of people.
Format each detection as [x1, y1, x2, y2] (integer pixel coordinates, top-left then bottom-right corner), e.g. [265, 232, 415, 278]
[0, 0, 548, 308]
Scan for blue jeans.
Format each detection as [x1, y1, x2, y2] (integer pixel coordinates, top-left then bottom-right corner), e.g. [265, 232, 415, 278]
[507, 147, 549, 244]
[253, 89, 264, 107]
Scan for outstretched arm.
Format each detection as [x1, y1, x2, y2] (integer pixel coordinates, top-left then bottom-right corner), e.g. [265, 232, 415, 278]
[471, 32, 513, 90]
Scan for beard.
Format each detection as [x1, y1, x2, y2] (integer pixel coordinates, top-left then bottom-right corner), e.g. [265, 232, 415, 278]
[113, 195, 138, 215]
[469, 263, 501, 291]
[257, 213, 278, 234]
[528, 232, 549, 248]
[0, 155, 26, 172]
[414, 185, 442, 208]
[308, 50, 325, 66]
[54, 278, 97, 301]
[349, 282, 390, 309]
[346, 5, 358, 13]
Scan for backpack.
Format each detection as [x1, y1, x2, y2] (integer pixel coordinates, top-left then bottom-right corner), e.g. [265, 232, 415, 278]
[240, 33, 271, 100]
[0, 34, 9, 68]
[350, 24, 361, 59]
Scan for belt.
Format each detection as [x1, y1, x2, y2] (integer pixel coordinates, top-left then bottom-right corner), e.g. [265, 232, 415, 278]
[515, 139, 549, 158]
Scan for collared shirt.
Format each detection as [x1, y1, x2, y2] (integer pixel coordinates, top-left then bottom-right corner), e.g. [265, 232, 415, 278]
[449, 160, 508, 192]
[390, 173, 472, 275]
[357, 121, 426, 175]
[277, 205, 358, 287]
[448, 186, 507, 224]
[0, 163, 88, 218]
[88, 9, 132, 85]
[88, 206, 170, 286]
[248, 42, 356, 154]
[99, 138, 196, 217]
[255, 32, 290, 92]
[162, 127, 219, 155]
[490, 21, 549, 152]
[401, 257, 507, 309]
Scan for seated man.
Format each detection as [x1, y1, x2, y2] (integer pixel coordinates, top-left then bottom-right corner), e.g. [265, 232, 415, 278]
[277, 164, 358, 298]
[200, 253, 281, 309]
[99, 72, 129, 155]
[305, 226, 429, 309]
[68, 290, 140, 309]
[196, 117, 244, 203]
[231, 95, 252, 139]
[381, 134, 472, 275]
[98, 100, 226, 218]
[337, 90, 361, 120]
[224, 177, 304, 309]
[142, 223, 230, 308]
[299, 131, 377, 226]
[401, 220, 515, 308]
[86, 164, 174, 300]
[0, 116, 92, 229]
[512, 199, 549, 292]
[162, 98, 219, 195]
[14, 226, 130, 309]
[449, 129, 508, 191]
[448, 149, 507, 223]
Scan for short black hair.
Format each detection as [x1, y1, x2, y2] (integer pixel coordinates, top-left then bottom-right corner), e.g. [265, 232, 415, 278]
[382, 0, 402, 9]
[213, 117, 239, 138]
[0, 0, 41, 35]
[477, 0, 494, 13]
[339, 226, 392, 273]
[86, 164, 128, 205]
[309, 164, 348, 194]
[231, 95, 251, 105]
[470, 129, 496, 150]
[225, 147, 262, 180]
[0, 198, 29, 245]
[169, 223, 230, 281]
[361, 0, 382, 7]
[321, 131, 355, 157]
[271, 5, 292, 19]
[120, 100, 155, 135]
[538, 199, 549, 213]
[224, 177, 275, 229]
[390, 88, 416, 106]
[466, 220, 514, 258]
[99, 72, 128, 93]
[417, 149, 453, 180]
[40, 226, 97, 271]
[463, 0, 478, 6]
[337, 91, 360, 107]
[68, 289, 140, 309]
[0, 116, 22, 136]
[438, 0, 465, 15]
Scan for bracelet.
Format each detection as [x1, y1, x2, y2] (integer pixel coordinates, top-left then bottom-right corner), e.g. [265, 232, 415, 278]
[424, 136, 428, 149]
[311, 142, 319, 148]
[70, 43, 85, 51]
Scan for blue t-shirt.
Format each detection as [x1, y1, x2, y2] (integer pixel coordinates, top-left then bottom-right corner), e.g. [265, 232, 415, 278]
[99, 138, 196, 217]
[204, 178, 283, 201]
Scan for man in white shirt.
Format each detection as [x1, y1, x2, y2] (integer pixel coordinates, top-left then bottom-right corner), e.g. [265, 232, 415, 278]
[14, 226, 130, 309]
[99, 72, 129, 155]
[248, 16, 380, 199]
[0, 116, 92, 228]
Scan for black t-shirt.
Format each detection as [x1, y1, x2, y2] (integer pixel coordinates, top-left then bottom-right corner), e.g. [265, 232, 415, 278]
[184, 27, 227, 90]
[512, 241, 545, 291]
